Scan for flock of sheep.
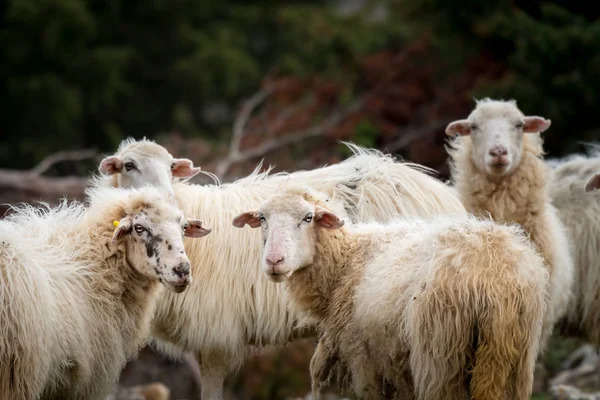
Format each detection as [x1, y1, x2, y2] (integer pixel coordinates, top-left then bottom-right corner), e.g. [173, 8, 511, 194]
[1, 97, 599, 400]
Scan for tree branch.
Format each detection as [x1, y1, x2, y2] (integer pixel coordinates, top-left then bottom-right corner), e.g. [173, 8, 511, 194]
[0, 149, 97, 215]
[228, 87, 274, 159]
[385, 118, 452, 153]
[30, 148, 98, 176]
[215, 97, 364, 177]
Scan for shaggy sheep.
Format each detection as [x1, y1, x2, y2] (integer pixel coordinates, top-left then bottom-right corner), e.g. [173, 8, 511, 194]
[0, 186, 210, 400]
[446, 98, 574, 350]
[549, 157, 600, 344]
[233, 186, 548, 400]
[95, 139, 467, 399]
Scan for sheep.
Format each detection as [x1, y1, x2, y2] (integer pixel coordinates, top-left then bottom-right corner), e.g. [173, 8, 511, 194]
[98, 138, 201, 197]
[445, 98, 574, 351]
[549, 157, 600, 344]
[0, 186, 210, 400]
[233, 186, 548, 400]
[94, 138, 468, 399]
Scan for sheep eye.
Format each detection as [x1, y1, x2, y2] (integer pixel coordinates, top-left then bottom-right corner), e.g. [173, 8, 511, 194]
[515, 122, 524, 129]
[258, 214, 266, 223]
[134, 224, 145, 234]
[303, 213, 313, 223]
[470, 124, 478, 131]
[124, 162, 136, 171]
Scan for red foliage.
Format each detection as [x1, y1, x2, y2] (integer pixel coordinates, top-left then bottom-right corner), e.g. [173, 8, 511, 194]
[159, 36, 506, 181]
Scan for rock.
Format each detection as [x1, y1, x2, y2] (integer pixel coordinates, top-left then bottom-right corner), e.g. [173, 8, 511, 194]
[549, 384, 600, 400]
[112, 383, 170, 400]
[116, 346, 201, 399]
[550, 345, 600, 389]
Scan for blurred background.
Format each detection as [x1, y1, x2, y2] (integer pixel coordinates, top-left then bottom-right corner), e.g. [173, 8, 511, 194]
[1, 0, 599, 398]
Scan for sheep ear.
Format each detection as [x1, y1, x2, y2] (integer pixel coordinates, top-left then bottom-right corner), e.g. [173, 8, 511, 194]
[172, 158, 201, 178]
[585, 173, 600, 192]
[315, 206, 344, 230]
[185, 218, 211, 238]
[99, 156, 123, 175]
[111, 217, 133, 243]
[232, 211, 261, 228]
[445, 120, 471, 137]
[523, 116, 551, 134]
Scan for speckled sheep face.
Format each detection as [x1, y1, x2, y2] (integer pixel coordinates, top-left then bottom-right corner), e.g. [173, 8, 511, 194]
[112, 204, 211, 293]
[446, 99, 551, 177]
[99, 142, 200, 195]
[232, 191, 344, 282]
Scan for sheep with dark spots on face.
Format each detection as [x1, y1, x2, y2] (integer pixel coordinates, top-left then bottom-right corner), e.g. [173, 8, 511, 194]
[0, 186, 210, 400]
[446, 98, 574, 353]
[233, 185, 548, 400]
[93, 138, 467, 400]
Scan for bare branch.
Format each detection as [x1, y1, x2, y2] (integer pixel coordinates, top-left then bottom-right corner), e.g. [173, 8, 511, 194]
[228, 87, 274, 159]
[30, 149, 98, 176]
[215, 97, 364, 177]
[0, 169, 88, 217]
[385, 119, 452, 153]
[266, 96, 313, 136]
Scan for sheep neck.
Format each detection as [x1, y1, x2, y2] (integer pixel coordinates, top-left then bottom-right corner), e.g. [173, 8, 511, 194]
[286, 227, 369, 322]
[451, 135, 550, 234]
[80, 213, 161, 347]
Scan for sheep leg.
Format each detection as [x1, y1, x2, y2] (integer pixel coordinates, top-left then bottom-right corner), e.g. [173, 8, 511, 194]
[310, 339, 340, 398]
[195, 353, 227, 400]
[349, 355, 379, 400]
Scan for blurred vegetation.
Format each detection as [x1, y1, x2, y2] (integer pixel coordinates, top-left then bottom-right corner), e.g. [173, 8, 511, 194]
[407, 0, 600, 156]
[2, 0, 597, 169]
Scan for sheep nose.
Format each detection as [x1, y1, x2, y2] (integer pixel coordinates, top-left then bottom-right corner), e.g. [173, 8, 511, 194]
[173, 262, 191, 279]
[266, 255, 284, 267]
[489, 146, 508, 157]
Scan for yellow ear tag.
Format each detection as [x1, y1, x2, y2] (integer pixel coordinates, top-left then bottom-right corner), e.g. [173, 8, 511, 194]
[113, 220, 120, 228]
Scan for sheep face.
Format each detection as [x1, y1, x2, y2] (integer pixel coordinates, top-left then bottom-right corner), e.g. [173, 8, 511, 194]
[112, 204, 210, 292]
[99, 141, 200, 194]
[233, 190, 344, 282]
[446, 99, 551, 177]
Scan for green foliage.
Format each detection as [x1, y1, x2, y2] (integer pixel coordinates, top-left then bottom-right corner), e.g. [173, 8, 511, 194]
[0, 0, 409, 169]
[409, 0, 600, 158]
[478, 4, 600, 156]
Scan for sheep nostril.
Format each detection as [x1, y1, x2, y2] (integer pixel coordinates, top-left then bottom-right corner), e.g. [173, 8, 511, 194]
[266, 255, 284, 267]
[173, 262, 190, 279]
[489, 146, 508, 157]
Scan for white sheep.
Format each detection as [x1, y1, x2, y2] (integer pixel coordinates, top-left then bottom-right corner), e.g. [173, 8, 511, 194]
[0, 186, 210, 400]
[233, 186, 548, 400]
[95, 138, 467, 400]
[445, 98, 574, 351]
[549, 156, 600, 344]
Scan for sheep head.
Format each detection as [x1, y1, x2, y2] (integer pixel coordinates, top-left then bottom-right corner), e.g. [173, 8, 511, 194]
[446, 98, 551, 177]
[99, 138, 200, 195]
[110, 188, 211, 292]
[232, 186, 344, 282]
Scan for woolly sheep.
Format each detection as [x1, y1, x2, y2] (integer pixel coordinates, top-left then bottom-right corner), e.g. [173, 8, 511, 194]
[549, 156, 600, 344]
[94, 138, 467, 400]
[446, 98, 574, 351]
[233, 186, 548, 400]
[0, 186, 210, 400]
